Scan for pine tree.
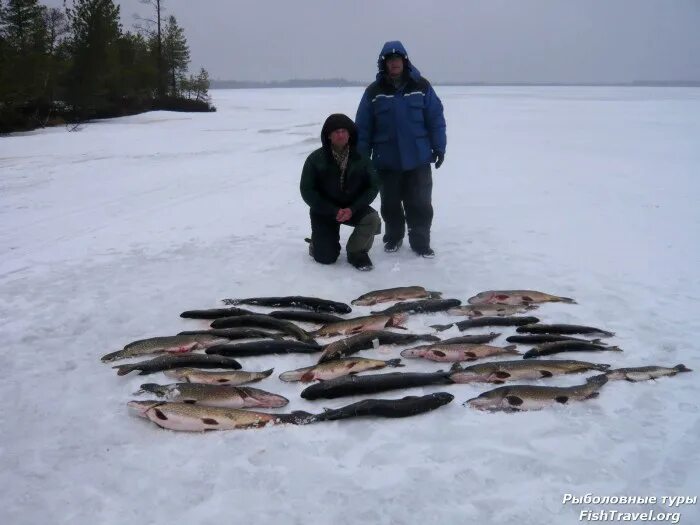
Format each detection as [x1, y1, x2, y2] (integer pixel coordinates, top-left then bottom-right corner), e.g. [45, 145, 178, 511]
[66, 0, 121, 118]
[162, 14, 189, 97]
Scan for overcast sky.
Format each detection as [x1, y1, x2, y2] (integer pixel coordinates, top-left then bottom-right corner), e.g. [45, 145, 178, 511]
[47, 0, 700, 83]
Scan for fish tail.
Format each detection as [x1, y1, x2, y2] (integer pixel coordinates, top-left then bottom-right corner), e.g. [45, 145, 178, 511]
[449, 362, 463, 372]
[555, 296, 577, 304]
[101, 350, 122, 362]
[609, 346, 623, 352]
[674, 364, 692, 372]
[430, 323, 453, 332]
[261, 368, 274, 377]
[385, 359, 404, 368]
[287, 410, 317, 425]
[221, 298, 241, 305]
[593, 363, 612, 371]
[428, 291, 443, 299]
[586, 373, 609, 387]
[504, 344, 521, 354]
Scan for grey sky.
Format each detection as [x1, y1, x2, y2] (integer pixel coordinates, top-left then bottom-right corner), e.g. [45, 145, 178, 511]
[48, 0, 700, 83]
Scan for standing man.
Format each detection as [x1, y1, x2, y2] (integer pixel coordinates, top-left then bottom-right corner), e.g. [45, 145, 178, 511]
[356, 40, 446, 258]
[300, 113, 381, 271]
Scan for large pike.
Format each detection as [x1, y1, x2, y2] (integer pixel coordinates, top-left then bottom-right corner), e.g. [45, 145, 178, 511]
[300, 371, 453, 400]
[312, 313, 408, 337]
[205, 339, 320, 357]
[439, 333, 501, 345]
[113, 354, 242, 376]
[401, 343, 521, 362]
[431, 316, 540, 332]
[311, 393, 454, 421]
[370, 298, 462, 315]
[467, 290, 577, 305]
[135, 383, 289, 408]
[506, 334, 607, 345]
[164, 368, 274, 385]
[179, 307, 254, 319]
[268, 310, 345, 325]
[606, 364, 691, 382]
[523, 340, 622, 359]
[317, 330, 440, 363]
[210, 314, 315, 342]
[279, 357, 404, 383]
[449, 359, 611, 384]
[177, 328, 284, 340]
[128, 401, 314, 431]
[464, 374, 608, 412]
[222, 296, 352, 314]
[448, 304, 539, 318]
[516, 323, 615, 338]
[351, 286, 442, 306]
[101, 334, 229, 363]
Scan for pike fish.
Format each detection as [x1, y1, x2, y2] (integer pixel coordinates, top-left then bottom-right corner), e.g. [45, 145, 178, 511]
[177, 328, 284, 340]
[464, 374, 608, 412]
[448, 304, 539, 318]
[300, 371, 454, 400]
[400, 343, 521, 362]
[101, 334, 229, 362]
[128, 401, 314, 431]
[439, 333, 501, 345]
[164, 367, 274, 385]
[449, 359, 611, 384]
[312, 313, 408, 337]
[279, 357, 404, 383]
[311, 393, 454, 421]
[179, 307, 254, 319]
[516, 323, 615, 338]
[351, 286, 442, 306]
[222, 296, 352, 314]
[268, 310, 345, 325]
[506, 334, 607, 345]
[205, 339, 320, 357]
[135, 383, 289, 408]
[467, 290, 577, 305]
[370, 298, 462, 315]
[210, 314, 315, 342]
[317, 330, 440, 363]
[523, 340, 622, 359]
[606, 364, 691, 382]
[431, 316, 540, 332]
[113, 354, 242, 376]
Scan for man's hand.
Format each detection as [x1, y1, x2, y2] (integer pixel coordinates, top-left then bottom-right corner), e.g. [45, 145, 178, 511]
[336, 208, 353, 222]
[432, 151, 445, 169]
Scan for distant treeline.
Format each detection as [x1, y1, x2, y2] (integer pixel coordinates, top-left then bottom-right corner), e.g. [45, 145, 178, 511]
[212, 78, 700, 89]
[0, 0, 214, 134]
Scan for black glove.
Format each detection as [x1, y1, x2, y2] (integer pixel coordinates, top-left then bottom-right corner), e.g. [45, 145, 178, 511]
[432, 151, 445, 169]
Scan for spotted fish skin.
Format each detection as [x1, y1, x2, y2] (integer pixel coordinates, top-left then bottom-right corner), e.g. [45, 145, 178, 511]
[135, 383, 289, 408]
[448, 304, 539, 318]
[222, 296, 352, 314]
[351, 287, 441, 306]
[449, 359, 611, 384]
[401, 344, 520, 362]
[467, 290, 577, 306]
[164, 368, 274, 385]
[279, 357, 403, 383]
[101, 335, 228, 362]
[464, 374, 608, 412]
[127, 401, 313, 431]
[605, 364, 691, 382]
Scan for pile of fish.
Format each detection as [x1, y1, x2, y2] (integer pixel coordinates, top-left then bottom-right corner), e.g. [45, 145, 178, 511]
[101, 287, 691, 431]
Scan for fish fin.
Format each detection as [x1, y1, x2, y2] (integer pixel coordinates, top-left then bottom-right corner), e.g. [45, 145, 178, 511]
[555, 396, 569, 404]
[433, 350, 446, 357]
[262, 368, 274, 376]
[674, 364, 692, 372]
[464, 352, 476, 358]
[494, 371, 511, 379]
[386, 359, 403, 368]
[610, 346, 623, 352]
[154, 409, 169, 420]
[506, 396, 523, 406]
[556, 296, 577, 304]
[221, 298, 241, 305]
[539, 370, 554, 378]
[504, 345, 519, 353]
[583, 392, 599, 400]
[113, 366, 132, 376]
[522, 351, 537, 359]
[430, 323, 452, 332]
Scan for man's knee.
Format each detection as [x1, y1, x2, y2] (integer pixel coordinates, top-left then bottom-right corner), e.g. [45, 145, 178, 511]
[360, 210, 382, 233]
[313, 246, 340, 264]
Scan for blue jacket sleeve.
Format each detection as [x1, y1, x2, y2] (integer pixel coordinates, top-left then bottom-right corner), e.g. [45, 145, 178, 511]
[355, 89, 373, 157]
[424, 86, 446, 155]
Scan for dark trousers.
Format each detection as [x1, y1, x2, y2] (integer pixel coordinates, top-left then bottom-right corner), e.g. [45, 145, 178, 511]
[379, 164, 433, 251]
[310, 207, 381, 264]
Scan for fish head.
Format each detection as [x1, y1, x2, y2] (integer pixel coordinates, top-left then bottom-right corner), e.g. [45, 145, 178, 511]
[399, 347, 426, 358]
[388, 312, 409, 327]
[463, 388, 510, 411]
[467, 291, 494, 305]
[242, 388, 290, 408]
[350, 298, 375, 306]
[127, 400, 164, 418]
[430, 392, 455, 406]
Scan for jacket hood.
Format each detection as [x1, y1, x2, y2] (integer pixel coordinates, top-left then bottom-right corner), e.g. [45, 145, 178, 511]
[375, 40, 421, 82]
[321, 113, 358, 152]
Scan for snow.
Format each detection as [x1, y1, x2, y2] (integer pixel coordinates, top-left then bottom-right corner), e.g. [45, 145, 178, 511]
[1, 86, 699, 524]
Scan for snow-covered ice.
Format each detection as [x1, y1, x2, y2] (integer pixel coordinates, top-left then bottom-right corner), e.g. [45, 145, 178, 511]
[1, 86, 699, 524]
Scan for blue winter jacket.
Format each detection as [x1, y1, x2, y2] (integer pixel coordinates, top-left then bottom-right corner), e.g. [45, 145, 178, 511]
[355, 41, 447, 172]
